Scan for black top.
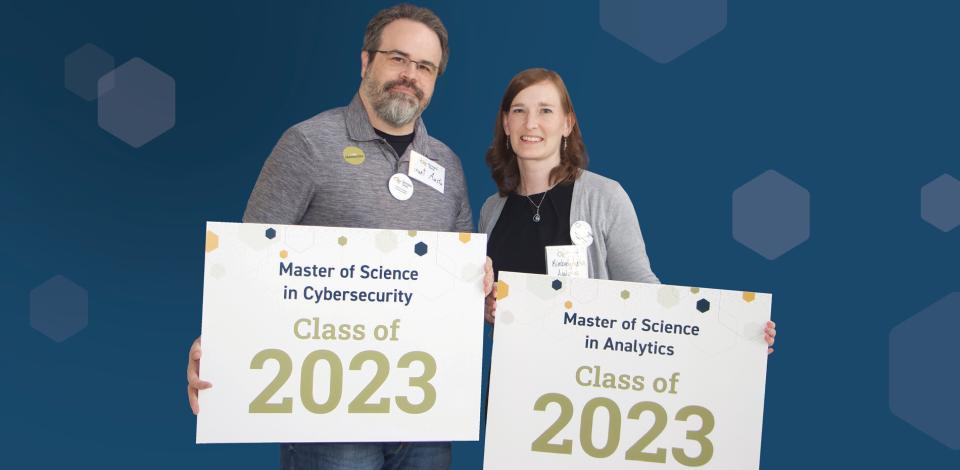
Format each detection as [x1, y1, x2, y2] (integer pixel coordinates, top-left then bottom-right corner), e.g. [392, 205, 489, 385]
[374, 128, 415, 158]
[487, 182, 575, 280]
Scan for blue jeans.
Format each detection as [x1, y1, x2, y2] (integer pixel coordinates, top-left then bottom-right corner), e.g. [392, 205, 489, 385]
[280, 442, 451, 470]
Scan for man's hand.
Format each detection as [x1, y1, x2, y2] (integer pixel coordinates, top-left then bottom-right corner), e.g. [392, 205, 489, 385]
[765, 321, 777, 355]
[187, 336, 212, 415]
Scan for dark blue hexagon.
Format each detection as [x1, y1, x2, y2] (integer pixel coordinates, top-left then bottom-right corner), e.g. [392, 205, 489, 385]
[733, 170, 810, 260]
[30, 275, 89, 342]
[890, 292, 960, 449]
[265, 228, 276, 239]
[696, 299, 710, 313]
[552, 279, 562, 290]
[414, 241, 428, 257]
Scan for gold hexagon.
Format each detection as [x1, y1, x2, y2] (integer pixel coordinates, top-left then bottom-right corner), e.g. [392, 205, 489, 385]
[564, 300, 573, 309]
[279, 250, 288, 259]
[743, 292, 756, 302]
[408, 230, 417, 237]
[620, 290, 630, 300]
[205, 230, 219, 253]
[337, 236, 348, 246]
[458, 232, 471, 243]
[495, 280, 510, 300]
[690, 287, 700, 294]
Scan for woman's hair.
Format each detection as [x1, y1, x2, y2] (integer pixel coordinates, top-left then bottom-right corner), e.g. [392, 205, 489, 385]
[485, 68, 587, 196]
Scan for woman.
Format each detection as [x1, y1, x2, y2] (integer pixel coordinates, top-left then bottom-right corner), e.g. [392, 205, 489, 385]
[479, 68, 776, 352]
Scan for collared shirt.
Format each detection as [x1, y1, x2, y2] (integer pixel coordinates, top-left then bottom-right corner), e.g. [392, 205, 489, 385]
[243, 94, 473, 232]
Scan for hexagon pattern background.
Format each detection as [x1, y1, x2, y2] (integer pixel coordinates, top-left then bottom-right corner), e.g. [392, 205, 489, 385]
[889, 293, 960, 450]
[600, 0, 727, 63]
[30, 275, 88, 342]
[64, 44, 114, 101]
[98, 58, 176, 148]
[920, 174, 960, 232]
[733, 170, 811, 260]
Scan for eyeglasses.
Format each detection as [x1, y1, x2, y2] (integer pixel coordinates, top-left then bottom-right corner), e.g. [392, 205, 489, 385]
[370, 50, 439, 77]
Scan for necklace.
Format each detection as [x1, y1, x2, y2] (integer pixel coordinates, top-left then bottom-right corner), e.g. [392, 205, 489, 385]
[525, 191, 548, 223]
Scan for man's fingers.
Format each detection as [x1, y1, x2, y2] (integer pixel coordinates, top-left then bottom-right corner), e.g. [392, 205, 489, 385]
[767, 347, 774, 355]
[765, 328, 777, 338]
[188, 386, 200, 415]
[765, 335, 775, 346]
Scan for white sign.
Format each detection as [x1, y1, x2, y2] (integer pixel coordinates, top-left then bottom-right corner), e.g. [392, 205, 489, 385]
[197, 222, 486, 443]
[408, 150, 445, 194]
[484, 272, 771, 469]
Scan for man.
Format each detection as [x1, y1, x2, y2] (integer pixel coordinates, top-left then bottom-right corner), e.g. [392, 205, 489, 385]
[186, 4, 491, 469]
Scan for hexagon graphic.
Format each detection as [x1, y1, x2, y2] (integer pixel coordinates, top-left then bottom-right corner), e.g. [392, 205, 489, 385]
[238, 224, 274, 251]
[265, 228, 276, 239]
[600, 0, 727, 64]
[620, 290, 630, 300]
[733, 170, 810, 260]
[743, 292, 756, 302]
[375, 230, 399, 253]
[696, 299, 711, 313]
[64, 43, 115, 101]
[889, 292, 960, 449]
[414, 241, 427, 256]
[552, 279, 563, 291]
[98, 58, 175, 148]
[920, 174, 960, 232]
[205, 230, 219, 253]
[657, 286, 680, 308]
[30, 275, 89, 342]
[338, 236, 348, 247]
[458, 233, 471, 243]
[527, 275, 560, 301]
[495, 280, 510, 300]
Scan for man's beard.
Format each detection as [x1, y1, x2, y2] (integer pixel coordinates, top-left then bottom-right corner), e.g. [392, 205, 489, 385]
[361, 73, 428, 128]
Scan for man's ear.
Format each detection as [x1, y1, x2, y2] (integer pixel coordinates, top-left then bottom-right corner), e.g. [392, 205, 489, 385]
[360, 50, 371, 79]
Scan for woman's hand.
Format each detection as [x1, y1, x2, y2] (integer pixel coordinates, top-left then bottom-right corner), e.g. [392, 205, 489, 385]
[765, 321, 777, 355]
[485, 286, 497, 324]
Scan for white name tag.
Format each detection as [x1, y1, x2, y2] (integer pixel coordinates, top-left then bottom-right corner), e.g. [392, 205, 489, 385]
[545, 245, 588, 279]
[408, 150, 445, 194]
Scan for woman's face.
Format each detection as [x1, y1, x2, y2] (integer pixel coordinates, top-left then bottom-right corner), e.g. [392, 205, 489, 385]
[503, 81, 572, 165]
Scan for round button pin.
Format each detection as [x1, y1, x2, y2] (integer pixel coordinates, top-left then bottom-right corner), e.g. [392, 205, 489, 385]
[388, 173, 414, 201]
[342, 146, 366, 165]
[570, 220, 594, 247]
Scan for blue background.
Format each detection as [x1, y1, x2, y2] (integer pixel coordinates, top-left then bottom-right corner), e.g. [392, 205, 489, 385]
[2, 0, 958, 468]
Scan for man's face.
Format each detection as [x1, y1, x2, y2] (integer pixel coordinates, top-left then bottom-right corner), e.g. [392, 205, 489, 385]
[360, 19, 443, 129]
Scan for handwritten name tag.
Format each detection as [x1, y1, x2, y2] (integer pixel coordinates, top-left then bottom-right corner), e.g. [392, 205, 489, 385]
[409, 150, 445, 194]
[545, 245, 588, 278]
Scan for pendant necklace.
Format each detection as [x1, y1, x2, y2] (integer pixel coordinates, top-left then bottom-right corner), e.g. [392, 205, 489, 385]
[526, 191, 548, 223]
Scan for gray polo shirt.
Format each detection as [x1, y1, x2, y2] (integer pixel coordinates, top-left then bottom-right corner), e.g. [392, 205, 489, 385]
[243, 94, 473, 232]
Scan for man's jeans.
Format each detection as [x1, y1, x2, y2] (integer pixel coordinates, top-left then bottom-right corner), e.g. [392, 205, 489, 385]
[280, 442, 451, 470]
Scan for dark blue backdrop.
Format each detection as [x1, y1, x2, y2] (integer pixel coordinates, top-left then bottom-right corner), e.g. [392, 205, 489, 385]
[1, 0, 958, 468]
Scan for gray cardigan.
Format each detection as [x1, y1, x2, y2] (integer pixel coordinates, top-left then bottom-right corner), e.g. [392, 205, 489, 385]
[479, 170, 660, 284]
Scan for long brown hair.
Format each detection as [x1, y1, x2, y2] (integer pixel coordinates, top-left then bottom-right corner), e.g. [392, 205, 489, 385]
[485, 68, 587, 196]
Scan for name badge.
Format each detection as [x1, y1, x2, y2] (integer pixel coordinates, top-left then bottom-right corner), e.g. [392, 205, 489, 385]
[408, 150, 445, 194]
[545, 245, 588, 278]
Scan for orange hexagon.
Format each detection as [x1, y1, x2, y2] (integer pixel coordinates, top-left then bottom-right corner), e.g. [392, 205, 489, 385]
[279, 250, 288, 259]
[564, 300, 573, 309]
[205, 230, 219, 253]
[743, 292, 756, 302]
[495, 280, 510, 300]
[458, 232, 471, 243]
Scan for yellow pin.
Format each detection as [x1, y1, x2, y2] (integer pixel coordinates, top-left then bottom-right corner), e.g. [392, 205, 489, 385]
[342, 146, 366, 165]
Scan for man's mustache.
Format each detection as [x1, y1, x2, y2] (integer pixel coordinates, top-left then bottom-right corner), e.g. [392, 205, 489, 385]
[382, 79, 424, 100]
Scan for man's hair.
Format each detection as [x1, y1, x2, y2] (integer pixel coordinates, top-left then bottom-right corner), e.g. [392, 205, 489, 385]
[363, 4, 450, 75]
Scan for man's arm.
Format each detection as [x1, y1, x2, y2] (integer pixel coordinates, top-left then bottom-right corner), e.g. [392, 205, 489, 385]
[243, 126, 319, 225]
